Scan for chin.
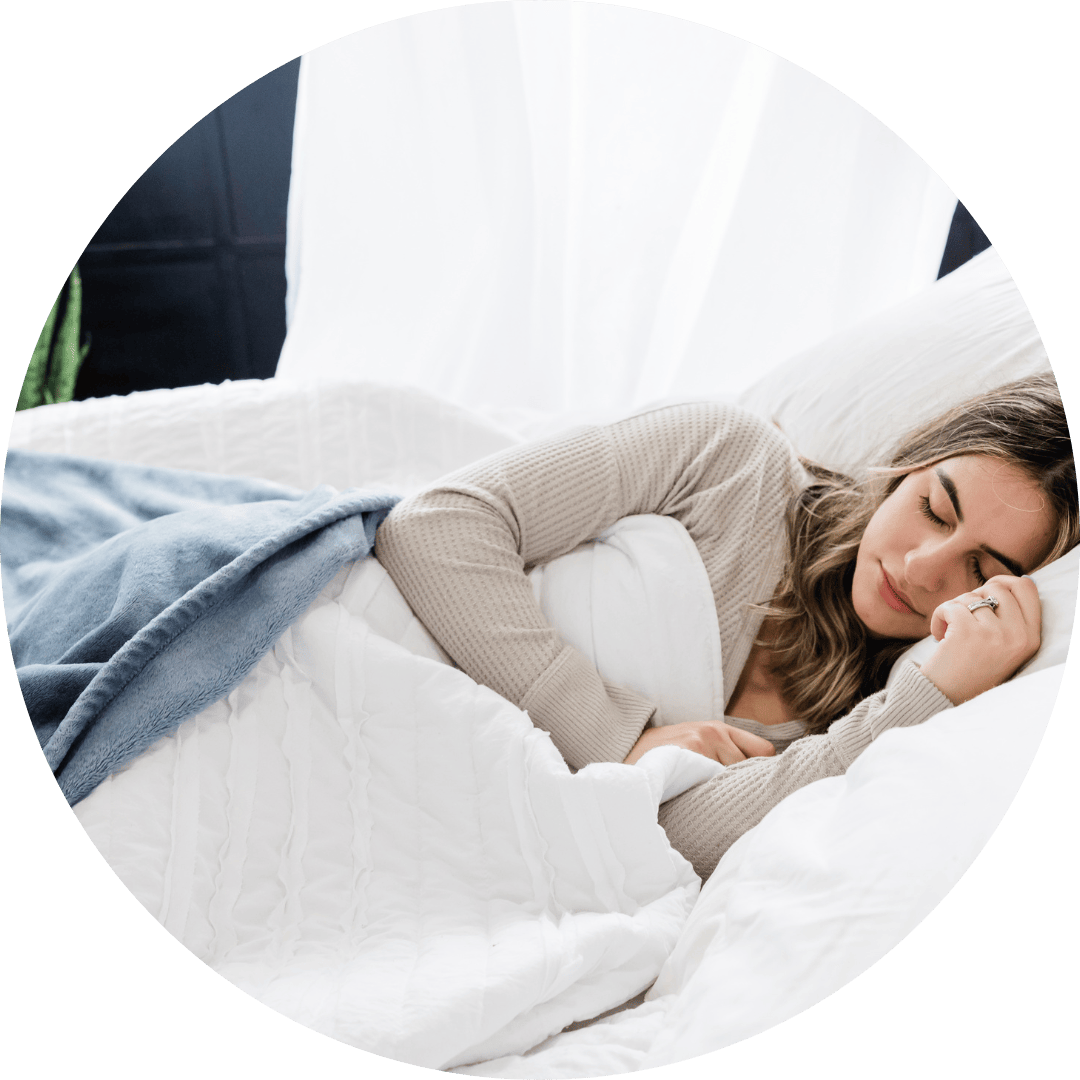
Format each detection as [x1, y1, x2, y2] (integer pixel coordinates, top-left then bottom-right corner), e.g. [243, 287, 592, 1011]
[859, 605, 926, 643]
[855, 609, 892, 641]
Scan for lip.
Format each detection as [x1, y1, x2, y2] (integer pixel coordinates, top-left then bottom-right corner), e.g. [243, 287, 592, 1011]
[879, 567, 920, 616]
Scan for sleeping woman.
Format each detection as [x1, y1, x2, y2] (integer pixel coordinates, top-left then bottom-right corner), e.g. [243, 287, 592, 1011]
[374, 374, 1077, 879]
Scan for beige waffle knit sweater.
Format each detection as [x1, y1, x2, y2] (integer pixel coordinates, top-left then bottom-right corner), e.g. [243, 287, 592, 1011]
[375, 402, 953, 879]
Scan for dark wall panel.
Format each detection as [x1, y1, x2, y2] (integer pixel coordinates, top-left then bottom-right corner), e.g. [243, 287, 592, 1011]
[237, 252, 290, 374]
[938, 201, 991, 279]
[217, 68, 298, 239]
[79, 259, 238, 396]
[87, 123, 226, 246]
[74, 58, 300, 400]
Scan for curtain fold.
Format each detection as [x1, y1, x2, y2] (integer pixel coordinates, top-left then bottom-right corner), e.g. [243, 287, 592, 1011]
[278, 2, 956, 417]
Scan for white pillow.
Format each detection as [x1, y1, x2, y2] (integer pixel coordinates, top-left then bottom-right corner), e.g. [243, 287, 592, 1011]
[729, 243, 1073, 695]
[528, 515, 725, 726]
[885, 547, 1078, 689]
[735, 248, 1052, 473]
[353, 514, 726, 729]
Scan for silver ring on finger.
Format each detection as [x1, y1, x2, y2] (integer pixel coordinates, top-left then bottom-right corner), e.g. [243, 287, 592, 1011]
[967, 596, 1000, 613]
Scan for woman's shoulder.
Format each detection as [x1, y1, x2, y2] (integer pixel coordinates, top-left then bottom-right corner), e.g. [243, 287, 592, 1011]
[618, 397, 793, 444]
[609, 399, 806, 486]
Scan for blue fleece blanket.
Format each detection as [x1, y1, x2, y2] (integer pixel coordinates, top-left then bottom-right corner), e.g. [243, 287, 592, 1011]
[2, 450, 397, 805]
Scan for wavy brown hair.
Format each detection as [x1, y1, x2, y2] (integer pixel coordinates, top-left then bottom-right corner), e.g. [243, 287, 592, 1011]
[761, 372, 1078, 735]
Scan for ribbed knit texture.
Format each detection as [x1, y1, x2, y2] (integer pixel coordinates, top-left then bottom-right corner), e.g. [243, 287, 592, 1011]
[659, 661, 952, 876]
[376, 402, 953, 879]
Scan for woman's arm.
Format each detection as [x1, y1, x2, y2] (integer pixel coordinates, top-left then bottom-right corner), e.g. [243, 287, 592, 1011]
[375, 402, 800, 768]
[653, 573, 1044, 880]
[656, 662, 953, 879]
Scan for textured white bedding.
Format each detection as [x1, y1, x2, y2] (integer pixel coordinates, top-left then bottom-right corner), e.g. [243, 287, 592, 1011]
[456, 665, 1064, 1076]
[73, 553, 715, 1070]
[14, 232, 1071, 1067]
[10, 368, 1072, 1073]
[7, 377, 518, 495]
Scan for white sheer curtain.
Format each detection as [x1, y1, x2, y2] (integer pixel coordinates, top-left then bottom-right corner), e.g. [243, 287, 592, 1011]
[278, 2, 956, 419]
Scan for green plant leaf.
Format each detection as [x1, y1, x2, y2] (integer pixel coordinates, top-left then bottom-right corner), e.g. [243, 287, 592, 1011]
[17, 294, 60, 411]
[46, 267, 88, 405]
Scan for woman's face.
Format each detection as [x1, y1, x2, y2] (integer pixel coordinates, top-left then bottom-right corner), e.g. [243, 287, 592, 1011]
[851, 455, 1057, 639]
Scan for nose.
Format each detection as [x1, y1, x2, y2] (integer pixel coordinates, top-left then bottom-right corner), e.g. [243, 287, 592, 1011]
[903, 537, 956, 595]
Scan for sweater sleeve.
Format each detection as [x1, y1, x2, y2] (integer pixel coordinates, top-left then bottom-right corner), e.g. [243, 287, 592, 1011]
[374, 402, 798, 769]
[657, 660, 954, 879]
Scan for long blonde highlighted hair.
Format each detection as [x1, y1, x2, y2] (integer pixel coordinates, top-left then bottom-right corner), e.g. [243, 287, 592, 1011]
[762, 373, 1078, 736]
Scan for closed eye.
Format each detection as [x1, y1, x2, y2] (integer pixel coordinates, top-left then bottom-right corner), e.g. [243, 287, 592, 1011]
[919, 495, 948, 528]
[922, 495, 990, 584]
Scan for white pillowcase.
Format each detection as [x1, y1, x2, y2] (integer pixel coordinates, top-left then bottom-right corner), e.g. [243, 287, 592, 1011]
[735, 247, 1051, 473]
[529, 515, 726, 726]
[885, 546, 1078, 688]
[731, 243, 1072, 690]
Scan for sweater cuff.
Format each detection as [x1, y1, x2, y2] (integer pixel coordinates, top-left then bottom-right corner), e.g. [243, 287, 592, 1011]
[520, 645, 655, 769]
[828, 661, 954, 769]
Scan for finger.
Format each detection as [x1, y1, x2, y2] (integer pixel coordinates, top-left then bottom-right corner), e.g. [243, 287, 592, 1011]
[701, 726, 747, 766]
[961, 582, 1026, 641]
[929, 598, 968, 641]
[983, 574, 1041, 633]
[975, 581, 1021, 621]
[726, 725, 776, 758]
[935, 579, 1018, 636]
[977, 579, 1042, 660]
[1016, 575, 1042, 633]
[935, 584, 1041, 665]
[930, 596, 982, 641]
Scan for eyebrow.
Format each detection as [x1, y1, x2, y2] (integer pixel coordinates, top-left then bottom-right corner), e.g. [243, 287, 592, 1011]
[982, 546, 1024, 578]
[934, 467, 963, 522]
[934, 466, 1024, 577]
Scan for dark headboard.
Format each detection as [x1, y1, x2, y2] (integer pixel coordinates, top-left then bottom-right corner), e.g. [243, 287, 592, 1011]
[74, 59, 299, 400]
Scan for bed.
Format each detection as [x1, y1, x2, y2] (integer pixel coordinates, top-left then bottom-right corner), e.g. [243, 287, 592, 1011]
[7, 239, 1074, 1074]
[6, 7, 1077, 1073]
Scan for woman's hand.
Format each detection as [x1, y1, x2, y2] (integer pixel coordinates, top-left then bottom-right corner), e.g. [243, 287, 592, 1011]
[918, 574, 1042, 706]
[623, 720, 777, 766]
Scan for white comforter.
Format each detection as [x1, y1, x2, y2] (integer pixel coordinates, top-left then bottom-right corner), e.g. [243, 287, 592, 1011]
[74, 556, 716, 1070]
[458, 664, 1064, 1077]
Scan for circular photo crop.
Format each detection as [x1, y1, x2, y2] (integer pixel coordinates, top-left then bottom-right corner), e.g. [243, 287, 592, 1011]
[4, 3, 1076, 1077]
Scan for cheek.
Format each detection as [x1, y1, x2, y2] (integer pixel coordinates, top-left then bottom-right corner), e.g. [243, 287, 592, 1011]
[851, 527, 880, 613]
[858, 502, 894, 560]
